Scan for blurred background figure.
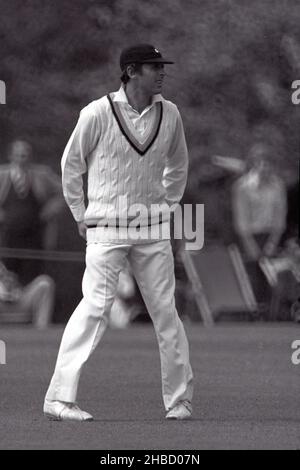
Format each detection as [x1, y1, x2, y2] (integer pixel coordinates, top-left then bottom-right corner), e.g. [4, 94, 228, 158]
[0, 139, 64, 283]
[260, 237, 300, 321]
[109, 267, 138, 329]
[0, 261, 55, 329]
[291, 297, 300, 323]
[232, 143, 287, 260]
[231, 143, 287, 317]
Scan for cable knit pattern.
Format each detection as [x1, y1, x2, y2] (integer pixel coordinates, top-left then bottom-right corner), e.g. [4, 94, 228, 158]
[61, 87, 188, 242]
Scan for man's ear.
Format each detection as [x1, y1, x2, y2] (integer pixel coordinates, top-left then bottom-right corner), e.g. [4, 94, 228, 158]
[126, 64, 136, 79]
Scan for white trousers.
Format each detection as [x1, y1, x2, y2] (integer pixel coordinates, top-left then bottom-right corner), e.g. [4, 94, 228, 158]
[45, 240, 193, 411]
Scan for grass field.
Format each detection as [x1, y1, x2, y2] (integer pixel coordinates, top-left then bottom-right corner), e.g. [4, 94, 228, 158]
[0, 322, 299, 450]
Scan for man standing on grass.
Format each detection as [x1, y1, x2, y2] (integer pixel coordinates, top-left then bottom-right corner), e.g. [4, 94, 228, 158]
[44, 44, 193, 421]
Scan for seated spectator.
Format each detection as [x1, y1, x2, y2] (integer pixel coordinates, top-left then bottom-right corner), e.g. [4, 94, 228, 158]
[0, 261, 55, 329]
[0, 139, 64, 249]
[260, 238, 300, 321]
[232, 143, 287, 261]
[0, 139, 64, 282]
[231, 143, 287, 316]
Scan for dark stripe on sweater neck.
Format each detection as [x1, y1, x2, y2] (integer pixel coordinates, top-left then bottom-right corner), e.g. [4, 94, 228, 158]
[107, 93, 163, 156]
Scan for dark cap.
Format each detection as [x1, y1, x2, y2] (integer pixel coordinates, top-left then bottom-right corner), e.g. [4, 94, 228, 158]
[120, 44, 174, 70]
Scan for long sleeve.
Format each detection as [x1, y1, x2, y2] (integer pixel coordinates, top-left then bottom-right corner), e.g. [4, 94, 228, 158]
[61, 106, 101, 222]
[0, 167, 11, 206]
[162, 109, 188, 205]
[232, 180, 251, 236]
[271, 179, 287, 234]
[32, 166, 65, 220]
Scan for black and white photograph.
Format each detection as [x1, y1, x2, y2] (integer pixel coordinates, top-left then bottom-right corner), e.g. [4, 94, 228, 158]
[0, 0, 299, 453]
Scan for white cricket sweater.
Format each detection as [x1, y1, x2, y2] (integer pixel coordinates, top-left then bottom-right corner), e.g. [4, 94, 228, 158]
[61, 86, 188, 243]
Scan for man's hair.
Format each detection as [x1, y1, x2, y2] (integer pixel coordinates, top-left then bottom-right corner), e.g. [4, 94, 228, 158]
[120, 63, 143, 84]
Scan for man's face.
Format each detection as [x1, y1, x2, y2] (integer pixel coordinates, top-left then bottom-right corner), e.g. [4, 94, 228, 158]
[136, 63, 166, 95]
[8, 141, 32, 167]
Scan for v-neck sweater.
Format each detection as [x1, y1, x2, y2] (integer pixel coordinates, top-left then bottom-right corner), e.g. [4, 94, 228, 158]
[61, 86, 188, 243]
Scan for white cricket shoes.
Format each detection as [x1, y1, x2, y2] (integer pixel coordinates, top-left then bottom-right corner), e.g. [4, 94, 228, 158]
[165, 400, 192, 420]
[43, 399, 93, 421]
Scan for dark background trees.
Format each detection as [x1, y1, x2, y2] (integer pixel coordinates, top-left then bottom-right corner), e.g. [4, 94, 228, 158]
[1, 0, 299, 245]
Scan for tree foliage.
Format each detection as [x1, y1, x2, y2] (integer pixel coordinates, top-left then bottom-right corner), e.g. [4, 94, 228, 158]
[0, 0, 299, 242]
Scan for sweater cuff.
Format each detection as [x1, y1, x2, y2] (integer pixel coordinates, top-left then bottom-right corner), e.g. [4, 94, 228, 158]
[69, 203, 86, 222]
